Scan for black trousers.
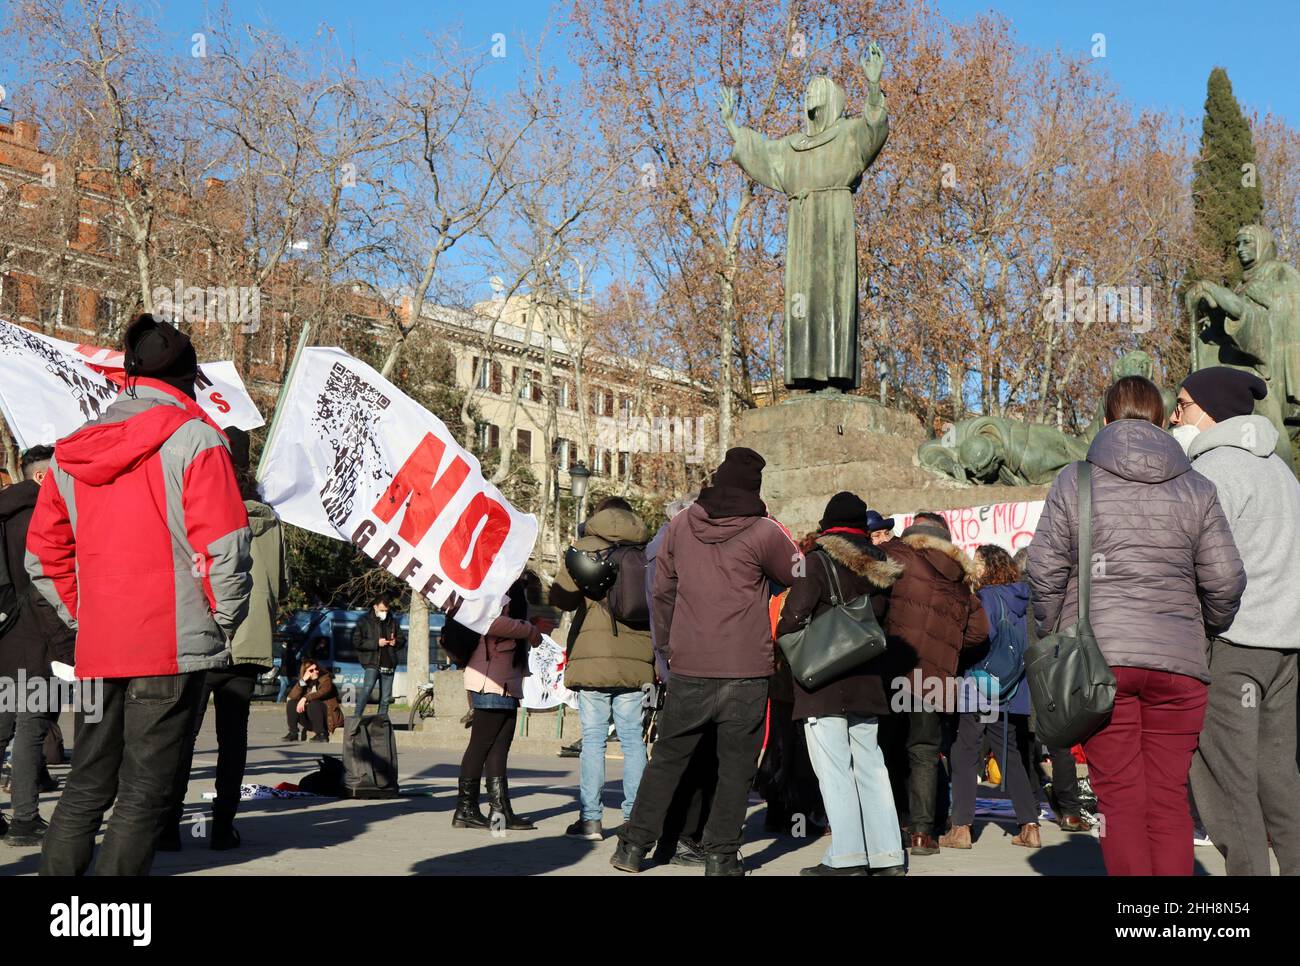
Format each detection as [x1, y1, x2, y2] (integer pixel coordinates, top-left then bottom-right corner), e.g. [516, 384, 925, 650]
[621, 674, 768, 856]
[1046, 745, 1082, 817]
[166, 664, 259, 834]
[40, 672, 203, 876]
[654, 727, 718, 858]
[0, 700, 57, 824]
[287, 698, 328, 736]
[907, 709, 950, 837]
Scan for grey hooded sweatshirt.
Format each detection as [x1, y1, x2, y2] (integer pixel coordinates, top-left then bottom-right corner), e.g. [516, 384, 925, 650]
[1187, 414, 1300, 651]
[1028, 419, 1245, 683]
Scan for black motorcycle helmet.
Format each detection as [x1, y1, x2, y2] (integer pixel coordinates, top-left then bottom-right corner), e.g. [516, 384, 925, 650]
[565, 546, 618, 600]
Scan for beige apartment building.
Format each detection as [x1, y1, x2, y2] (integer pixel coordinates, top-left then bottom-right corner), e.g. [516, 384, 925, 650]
[407, 293, 713, 503]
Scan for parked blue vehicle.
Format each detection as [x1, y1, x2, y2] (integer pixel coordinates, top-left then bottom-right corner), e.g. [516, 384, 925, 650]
[258, 607, 448, 701]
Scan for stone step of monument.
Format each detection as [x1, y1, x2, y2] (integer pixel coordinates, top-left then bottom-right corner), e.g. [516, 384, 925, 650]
[739, 395, 925, 440]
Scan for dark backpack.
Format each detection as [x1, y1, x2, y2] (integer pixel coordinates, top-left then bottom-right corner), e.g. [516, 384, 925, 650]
[440, 616, 481, 667]
[969, 594, 1027, 705]
[0, 519, 21, 637]
[602, 544, 650, 633]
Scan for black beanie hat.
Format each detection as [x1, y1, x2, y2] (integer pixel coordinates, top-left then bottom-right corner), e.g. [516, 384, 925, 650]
[124, 313, 198, 397]
[711, 447, 765, 493]
[1181, 367, 1268, 423]
[819, 491, 869, 531]
[224, 426, 250, 471]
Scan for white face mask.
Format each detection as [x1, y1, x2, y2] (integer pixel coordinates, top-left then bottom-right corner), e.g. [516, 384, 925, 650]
[374, 608, 388, 620]
[1170, 423, 1201, 454]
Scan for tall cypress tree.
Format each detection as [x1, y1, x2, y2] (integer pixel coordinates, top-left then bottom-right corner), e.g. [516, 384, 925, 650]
[1191, 67, 1262, 287]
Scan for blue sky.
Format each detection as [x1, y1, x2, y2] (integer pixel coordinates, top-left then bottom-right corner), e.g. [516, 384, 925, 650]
[152, 0, 1300, 126]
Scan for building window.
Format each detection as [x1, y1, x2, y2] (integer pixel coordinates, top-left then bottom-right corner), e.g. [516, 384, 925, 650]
[618, 451, 630, 479]
[98, 216, 123, 257]
[516, 428, 532, 460]
[490, 362, 502, 394]
[477, 422, 500, 451]
[529, 369, 542, 403]
[554, 437, 571, 471]
[473, 357, 489, 390]
[556, 381, 569, 410]
[31, 279, 60, 328]
[95, 294, 118, 333]
[619, 394, 633, 419]
[0, 274, 17, 321]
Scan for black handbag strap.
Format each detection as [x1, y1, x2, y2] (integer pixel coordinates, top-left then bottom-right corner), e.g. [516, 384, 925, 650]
[816, 550, 845, 606]
[1076, 461, 1093, 623]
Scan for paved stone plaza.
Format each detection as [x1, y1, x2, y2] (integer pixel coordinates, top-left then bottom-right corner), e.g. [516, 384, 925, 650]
[0, 705, 1244, 876]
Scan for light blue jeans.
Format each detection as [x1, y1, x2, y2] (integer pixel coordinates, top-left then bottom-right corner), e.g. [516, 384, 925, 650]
[356, 667, 394, 717]
[804, 714, 905, 870]
[578, 688, 647, 822]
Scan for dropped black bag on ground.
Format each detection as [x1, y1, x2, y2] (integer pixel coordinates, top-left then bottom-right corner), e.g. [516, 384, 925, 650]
[342, 714, 400, 799]
[299, 755, 346, 796]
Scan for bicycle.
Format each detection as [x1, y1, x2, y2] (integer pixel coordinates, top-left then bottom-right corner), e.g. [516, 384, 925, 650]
[408, 681, 436, 732]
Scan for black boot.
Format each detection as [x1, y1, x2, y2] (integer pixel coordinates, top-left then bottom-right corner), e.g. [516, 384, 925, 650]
[451, 778, 490, 829]
[211, 824, 241, 851]
[485, 776, 535, 831]
[705, 851, 745, 876]
[610, 837, 648, 873]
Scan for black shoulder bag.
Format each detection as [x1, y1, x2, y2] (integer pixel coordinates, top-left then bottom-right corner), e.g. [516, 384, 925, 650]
[1024, 461, 1117, 746]
[777, 550, 887, 691]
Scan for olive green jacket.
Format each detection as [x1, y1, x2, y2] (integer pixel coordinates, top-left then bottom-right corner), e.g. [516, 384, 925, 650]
[230, 500, 288, 669]
[549, 507, 654, 690]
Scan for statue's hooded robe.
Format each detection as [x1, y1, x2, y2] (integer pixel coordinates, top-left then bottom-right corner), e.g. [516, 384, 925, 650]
[1196, 224, 1300, 468]
[730, 76, 888, 390]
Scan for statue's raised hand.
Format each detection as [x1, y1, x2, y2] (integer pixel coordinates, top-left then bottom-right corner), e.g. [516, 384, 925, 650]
[861, 42, 884, 84]
[716, 85, 741, 138]
[717, 85, 739, 123]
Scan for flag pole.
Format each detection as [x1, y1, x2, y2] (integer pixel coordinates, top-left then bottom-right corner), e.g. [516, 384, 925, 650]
[256, 319, 314, 481]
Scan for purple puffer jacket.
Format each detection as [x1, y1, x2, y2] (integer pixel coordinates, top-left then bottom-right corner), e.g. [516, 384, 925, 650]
[1027, 419, 1245, 684]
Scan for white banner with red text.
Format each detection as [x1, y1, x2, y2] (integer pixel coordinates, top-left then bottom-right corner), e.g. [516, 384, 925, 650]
[256, 347, 539, 635]
[891, 500, 1045, 555]
[0, 316, 263, 449]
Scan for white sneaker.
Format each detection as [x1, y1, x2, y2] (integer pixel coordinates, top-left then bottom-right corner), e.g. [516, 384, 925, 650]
[1193, 827, 1213, 848]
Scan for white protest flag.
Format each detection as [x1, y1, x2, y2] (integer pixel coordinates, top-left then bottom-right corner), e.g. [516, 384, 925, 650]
[257, 347, 538, 635]
[0, 317, 263, 448]
[0, 317, 121, 449]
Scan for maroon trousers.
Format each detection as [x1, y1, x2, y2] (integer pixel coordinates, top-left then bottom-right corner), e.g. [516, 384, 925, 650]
[1083, 667, 1208, 876]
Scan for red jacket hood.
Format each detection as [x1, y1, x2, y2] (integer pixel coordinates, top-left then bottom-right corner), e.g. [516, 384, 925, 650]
[56, 381, 218, 486]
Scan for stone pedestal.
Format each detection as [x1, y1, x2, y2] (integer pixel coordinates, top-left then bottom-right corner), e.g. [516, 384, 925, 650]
[735, 394, 1049, 536]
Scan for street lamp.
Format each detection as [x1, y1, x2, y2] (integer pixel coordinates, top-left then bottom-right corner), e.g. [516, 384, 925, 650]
[568, 460, 591, 531]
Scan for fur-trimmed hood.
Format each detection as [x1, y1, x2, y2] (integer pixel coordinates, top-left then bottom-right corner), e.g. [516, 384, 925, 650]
[899, 532, 978, 587]
[815, 534, 903, 589]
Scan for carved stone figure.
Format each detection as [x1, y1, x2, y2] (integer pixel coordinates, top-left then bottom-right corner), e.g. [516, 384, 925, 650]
[918, 415, 1089, 486]
[720, 44, 888, 391]
[1186, 224, 1300, 469]
[1083, 350, 1176, 441]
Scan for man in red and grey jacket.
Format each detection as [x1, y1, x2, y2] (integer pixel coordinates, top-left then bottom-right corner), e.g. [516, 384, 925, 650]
[612, 447, 800, 876]
[26, 314, 252, 876]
